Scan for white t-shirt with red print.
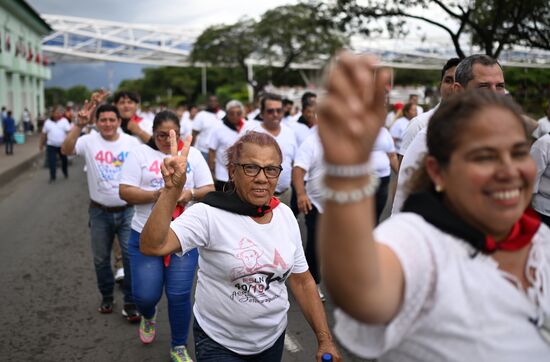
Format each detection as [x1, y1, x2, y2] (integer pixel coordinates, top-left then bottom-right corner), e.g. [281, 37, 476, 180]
[75, 132, 140, 207]
[120, 145, 213, 232]
[170, 203, 308, 355]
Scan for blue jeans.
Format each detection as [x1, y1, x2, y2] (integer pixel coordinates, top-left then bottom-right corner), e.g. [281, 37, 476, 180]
[46, 145, 68, 180]
[129, 230, 198, 347]
[88, 205, 134, 303]
[4, 132, 14, 154]
[193, 320, 285, 362]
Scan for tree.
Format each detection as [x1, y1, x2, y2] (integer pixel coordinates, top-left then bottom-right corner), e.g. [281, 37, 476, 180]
[65, 85, 91, 104]
[191, 2, 348, 91]
[45, 87, 67, 107]
[333, 0, 550, 58]
[255, 3, 348, 84]
[191, 19, 259, 90]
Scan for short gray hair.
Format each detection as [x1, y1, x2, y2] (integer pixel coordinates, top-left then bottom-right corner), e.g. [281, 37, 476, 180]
[454, 54, 501, 87]
[225, 100, 244, 112]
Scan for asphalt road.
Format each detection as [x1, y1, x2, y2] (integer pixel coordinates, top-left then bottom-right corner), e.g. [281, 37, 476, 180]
[0, 157, 368, 361]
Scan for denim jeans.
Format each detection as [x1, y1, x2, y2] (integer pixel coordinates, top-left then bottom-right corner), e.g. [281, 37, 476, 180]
[375, 176, 391, 223]
[193, 320, 285, 362]
[88, 205, 134, 303]
[46, 145, 68, 181]
[129, 229, 198, 347]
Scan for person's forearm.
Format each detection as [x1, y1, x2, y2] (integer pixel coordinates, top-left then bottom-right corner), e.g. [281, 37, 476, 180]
[319, 176, 385, 318]
[191, 130, 199, 146]
[60, 125, 82, 155]
[193, 184, 214, 201]
[289, 274, 333, 344]
[39, 133, 46, 149]
[140, 187, 180, 255]
[135, 129, 151, 144]
[207, 150, 216, 175]
[292, 167, 307, 197]
[119, 184, 159, 205]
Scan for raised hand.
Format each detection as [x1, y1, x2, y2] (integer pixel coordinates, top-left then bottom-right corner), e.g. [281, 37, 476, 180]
[90, 88, 110, 106]
[160, 130, 192, 191]
[317, 53, 391, 165]
[76, 100, 96, 127]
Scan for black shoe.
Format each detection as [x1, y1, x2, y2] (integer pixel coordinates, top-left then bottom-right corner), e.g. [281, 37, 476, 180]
[122, 303, 141, 323]
[98, 297, 114, 314]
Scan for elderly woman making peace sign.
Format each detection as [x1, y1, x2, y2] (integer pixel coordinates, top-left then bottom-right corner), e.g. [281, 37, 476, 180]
[140, 130, 339, 361]
[318, 53, 550, 360]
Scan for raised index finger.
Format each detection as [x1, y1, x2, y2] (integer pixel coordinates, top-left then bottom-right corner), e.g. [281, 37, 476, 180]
[169, 129, 178, 156]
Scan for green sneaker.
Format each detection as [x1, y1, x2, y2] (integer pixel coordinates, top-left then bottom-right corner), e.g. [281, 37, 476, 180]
[139, 311, 157, 344]
[170, 345, 193, 362]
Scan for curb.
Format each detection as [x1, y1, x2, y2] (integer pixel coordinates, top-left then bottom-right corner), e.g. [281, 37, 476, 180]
[0, 152, 43, 188]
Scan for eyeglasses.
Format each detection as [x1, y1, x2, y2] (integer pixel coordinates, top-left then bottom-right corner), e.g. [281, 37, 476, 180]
[265, 108, 283, 115]
[154, 131, 179, 141]
[233, 163, 283, 178]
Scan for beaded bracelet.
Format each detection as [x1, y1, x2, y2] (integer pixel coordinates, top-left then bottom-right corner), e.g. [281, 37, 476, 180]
[320, 174, 380, 204]
[324, 161, 372, 178]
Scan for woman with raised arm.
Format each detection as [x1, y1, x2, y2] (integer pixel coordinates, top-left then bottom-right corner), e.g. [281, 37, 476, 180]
[318, 53, 550, 361]
[119, 111, 214, 362]
[140, 130, 340, 361]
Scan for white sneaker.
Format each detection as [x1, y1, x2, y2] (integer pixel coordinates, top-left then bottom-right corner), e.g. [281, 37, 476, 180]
[317, 285, 326, 302]
[115, 268, 125, 283]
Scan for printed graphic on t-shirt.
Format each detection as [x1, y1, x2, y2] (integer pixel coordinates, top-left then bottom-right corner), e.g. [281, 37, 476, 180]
[230, 238, 291, 304]
[94, 150, 128, 191]
[148, 159, 192, 189]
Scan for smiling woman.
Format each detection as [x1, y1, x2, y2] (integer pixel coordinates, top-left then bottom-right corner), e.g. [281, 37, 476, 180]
[139, 130, 341, 361]
[316, 53, 550, 361]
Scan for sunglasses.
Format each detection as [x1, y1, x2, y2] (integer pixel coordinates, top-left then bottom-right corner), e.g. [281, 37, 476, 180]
[265, 108, 283, 115]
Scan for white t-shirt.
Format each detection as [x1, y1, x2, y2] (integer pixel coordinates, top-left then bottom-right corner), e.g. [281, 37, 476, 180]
[193, 110, 222, 153]
[533, 116, 550, 139]
[289, 121, 312, 146]
[75, 132, 140, 206]
[389, 117, 409, 153]
[120, 145, 213, 232]
[170, 203, 308, 354]
[399, 105, 437, 156]
[391, 129, 427, 214]
[334, 213, 550, 361]
[531, 134, 550, 217]
[243, 123, 297, 193]
[180, 117, 193, 138]
[294, 129, 325, 212]
[42, 118, 71, 146]
[208, 123, 245, 182]
[371, 128, 396, 178]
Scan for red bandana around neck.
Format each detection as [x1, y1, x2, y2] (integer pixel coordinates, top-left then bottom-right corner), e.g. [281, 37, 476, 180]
[253, 197, 280, 218]
[485, 208, 541, 252]
[131, 114, 143, 123]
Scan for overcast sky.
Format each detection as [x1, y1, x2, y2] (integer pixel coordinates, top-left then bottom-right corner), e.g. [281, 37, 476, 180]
[27, 0, 299, 29]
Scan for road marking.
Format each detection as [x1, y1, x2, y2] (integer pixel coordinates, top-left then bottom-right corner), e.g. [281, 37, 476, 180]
[284, 332, 303, 353]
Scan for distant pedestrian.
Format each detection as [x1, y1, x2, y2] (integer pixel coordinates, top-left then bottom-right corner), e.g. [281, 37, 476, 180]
[40, 106, 71, 183]
[2, 110, 16, 155]
[22, 108, 32, 134]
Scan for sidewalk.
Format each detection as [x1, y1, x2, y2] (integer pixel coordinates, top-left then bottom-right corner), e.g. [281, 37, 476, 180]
[0, 134, 42, 188]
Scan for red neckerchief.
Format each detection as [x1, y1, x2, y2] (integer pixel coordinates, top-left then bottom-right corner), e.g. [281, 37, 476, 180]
[237, 118, 245, 132]
[252, 197, 280, 219]
[131, 114, 143, 123]
[485, 208, 541, 252]
[164, 139, 186, 268]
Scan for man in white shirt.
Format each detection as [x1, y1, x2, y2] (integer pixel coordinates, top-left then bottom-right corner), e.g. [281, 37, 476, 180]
[192, 95, 224, 160]
[244, 93, 297, 206]
[40, 106, 71, 183]
[61, 103, 141, 322]
[208, 100, 247, 191]
[532, 103, 550, 139]
[392, 54, 507, 214]
[408, 94, 424, 114]
[398, 58, 461, 160]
